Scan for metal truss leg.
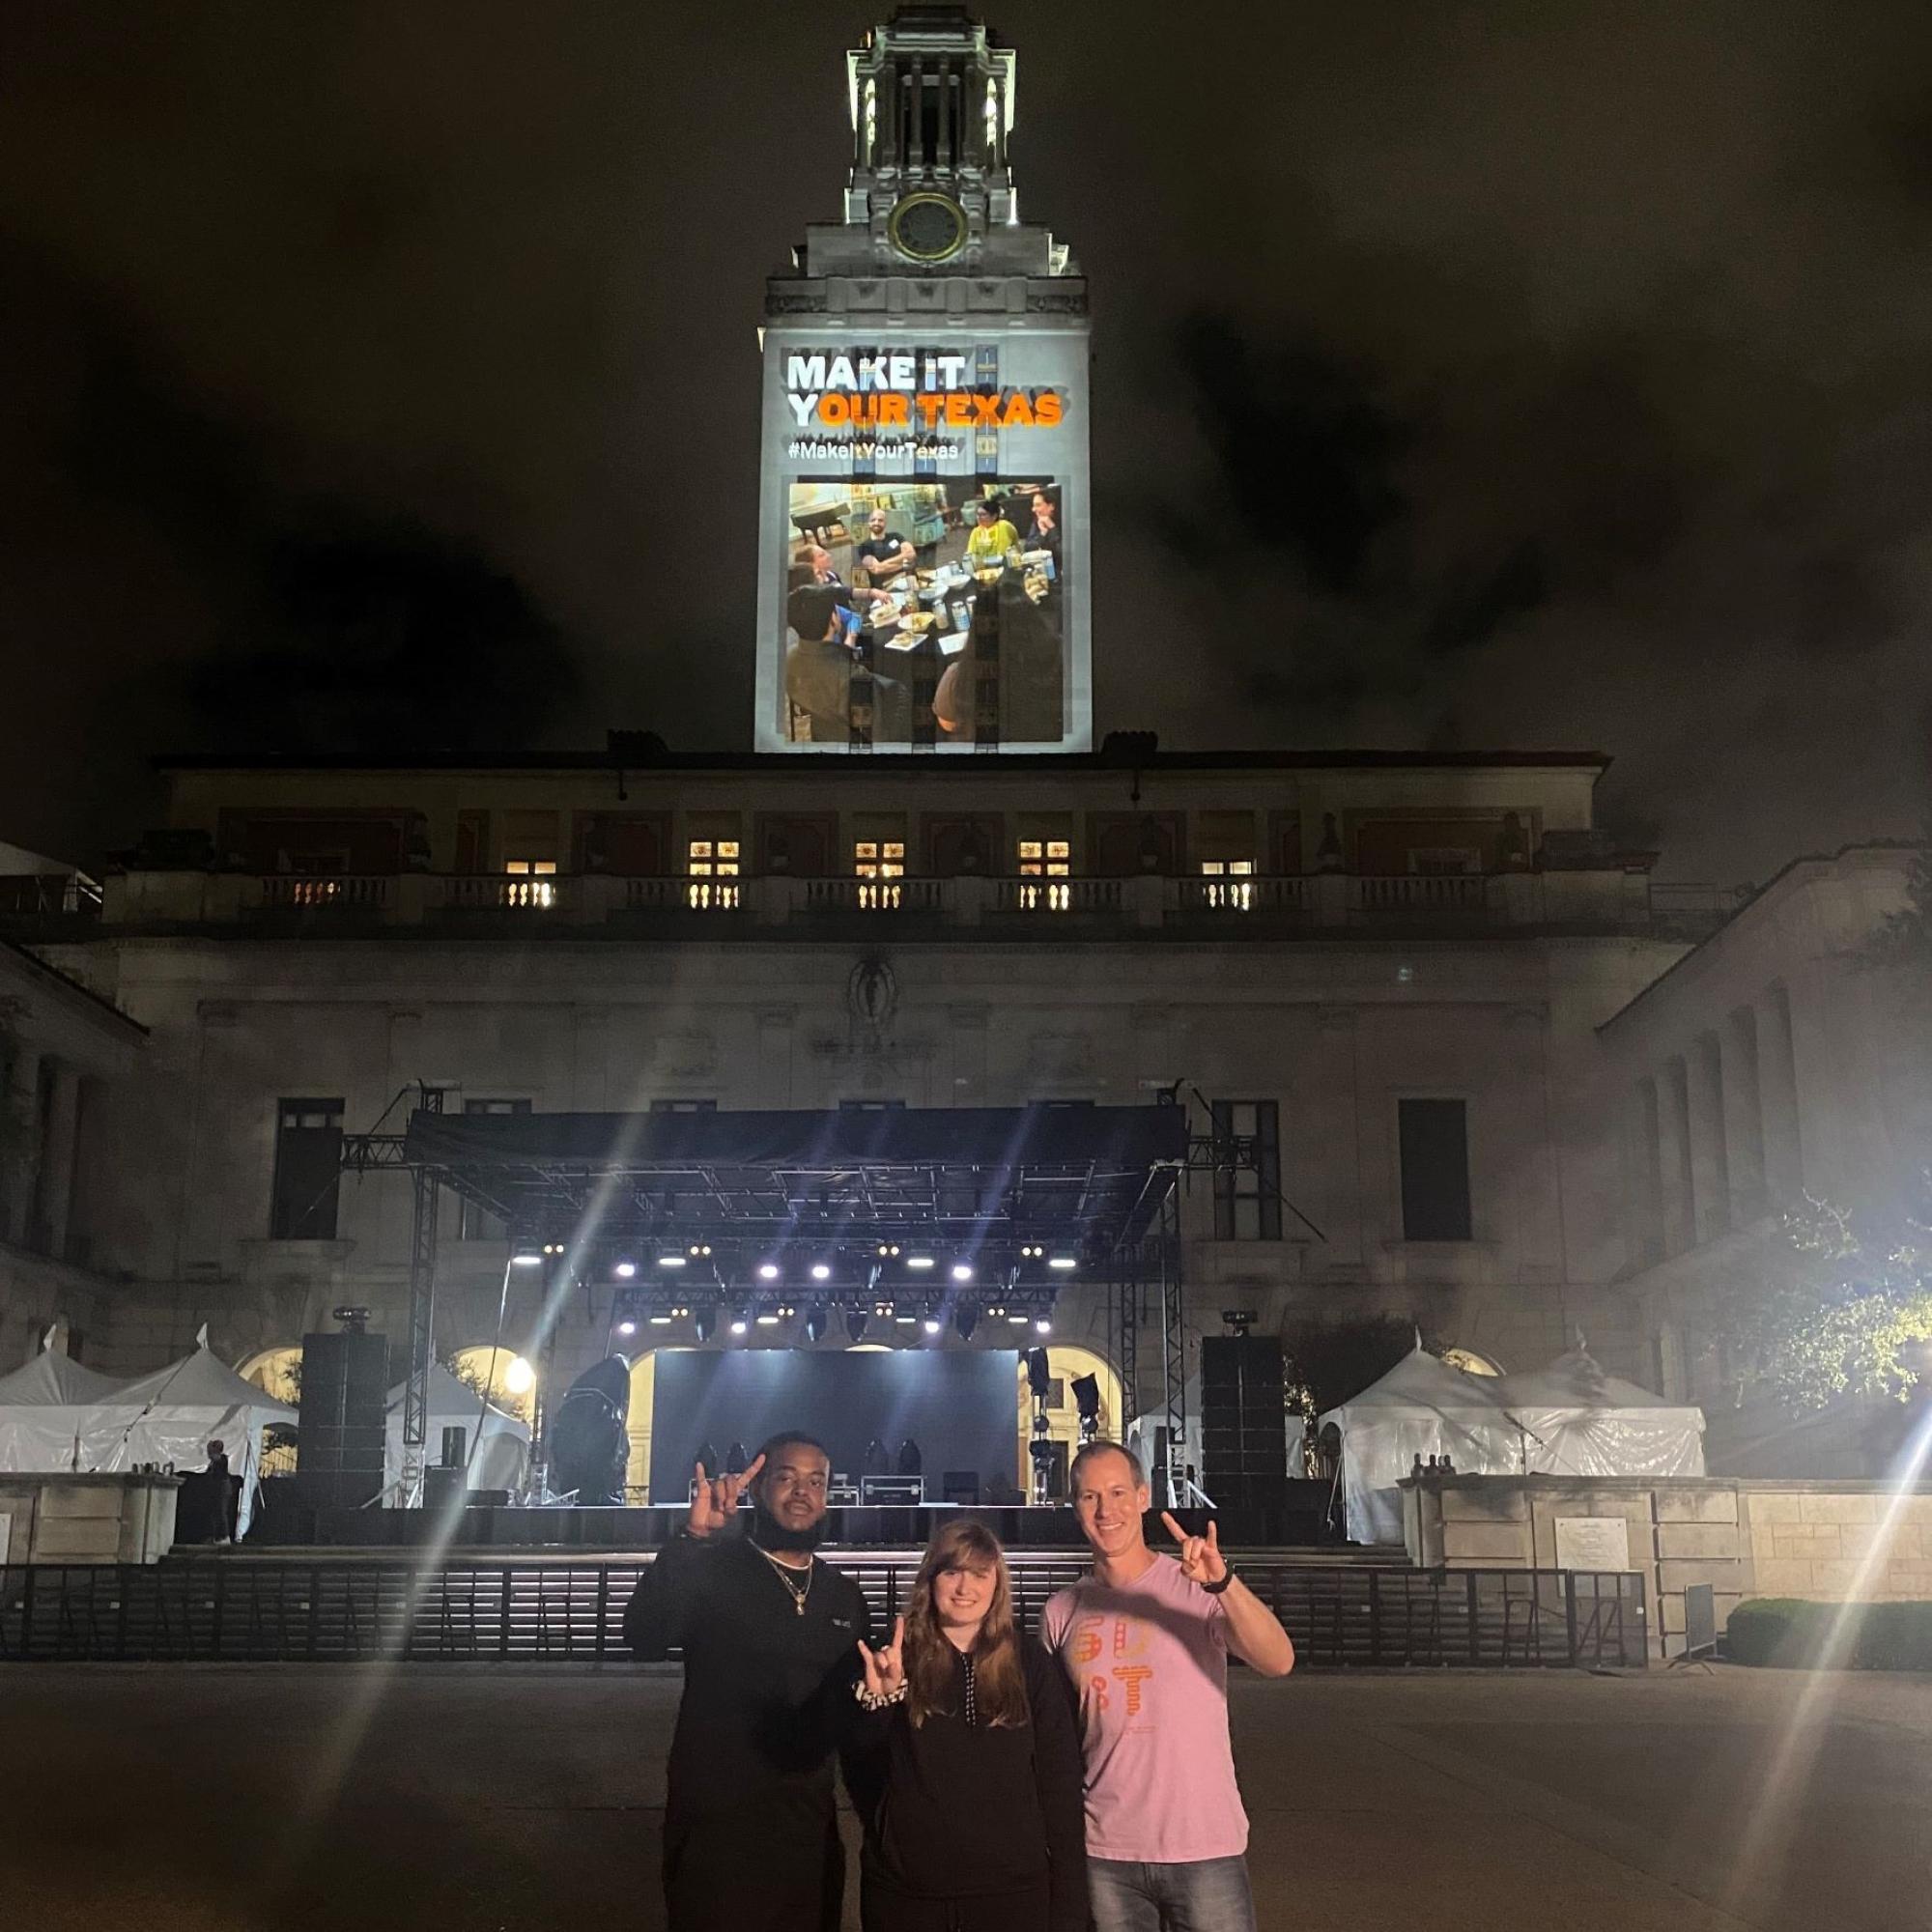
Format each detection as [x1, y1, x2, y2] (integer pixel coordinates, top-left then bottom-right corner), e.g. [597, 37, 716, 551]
[400, 1088, 443, 1506]
[1159, 1194, 1185, 1507]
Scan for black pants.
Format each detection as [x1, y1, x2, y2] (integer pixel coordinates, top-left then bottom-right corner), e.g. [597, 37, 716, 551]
[663, 1812, 844, 1932]
[861, 1874, 1052, 1932]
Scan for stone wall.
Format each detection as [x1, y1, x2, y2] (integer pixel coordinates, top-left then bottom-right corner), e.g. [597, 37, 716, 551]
[1404, 1472, 1932, 1660]
[1743, 1484, 1932, 1602]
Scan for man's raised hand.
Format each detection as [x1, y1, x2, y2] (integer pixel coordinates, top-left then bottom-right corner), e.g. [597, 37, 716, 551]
[856, 1615, 906, 1698]
[1161, 1510, 1229, 1586]
[688, 1452, 764, 1536]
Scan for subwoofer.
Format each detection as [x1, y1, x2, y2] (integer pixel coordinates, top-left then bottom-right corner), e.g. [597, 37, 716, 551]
[298, 1328, 389, 1510]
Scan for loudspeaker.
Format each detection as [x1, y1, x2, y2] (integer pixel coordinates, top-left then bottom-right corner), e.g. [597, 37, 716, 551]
[298, 1329, 389, 1510]
[1199, 1335, 1288, 1510]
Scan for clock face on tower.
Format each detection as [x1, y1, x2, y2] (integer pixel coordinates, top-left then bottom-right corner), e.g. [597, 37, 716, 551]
[887, 191, 969, 264]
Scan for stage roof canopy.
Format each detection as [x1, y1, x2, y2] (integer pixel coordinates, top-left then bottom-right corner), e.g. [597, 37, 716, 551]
[349, 1103, 1187, 1288]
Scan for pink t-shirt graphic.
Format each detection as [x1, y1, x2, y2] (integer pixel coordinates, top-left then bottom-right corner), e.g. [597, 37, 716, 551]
[1041, 1553, 1248, 1862]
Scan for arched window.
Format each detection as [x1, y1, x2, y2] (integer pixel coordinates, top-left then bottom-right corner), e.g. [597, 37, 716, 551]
[1440, 1347, 1505, 1378]
[449, 1345, 538, 1426]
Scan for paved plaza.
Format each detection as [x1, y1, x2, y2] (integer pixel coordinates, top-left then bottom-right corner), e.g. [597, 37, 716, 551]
[0, 1662, 1925, 1930]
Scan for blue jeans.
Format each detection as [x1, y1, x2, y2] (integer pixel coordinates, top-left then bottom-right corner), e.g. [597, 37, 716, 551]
[1088, 1856, 1257, 1932]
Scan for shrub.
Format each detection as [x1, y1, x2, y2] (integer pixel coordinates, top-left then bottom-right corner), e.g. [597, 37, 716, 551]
[1726, 1597, 1932, 1670]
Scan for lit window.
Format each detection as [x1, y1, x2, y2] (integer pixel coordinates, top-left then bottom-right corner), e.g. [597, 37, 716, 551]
[1202, 858, 1254, 911]
[1018, 839, 1069, 911]
[503, 859, 556, 908]
[688, 839, 740, 910]
[855, 839, 905, 910]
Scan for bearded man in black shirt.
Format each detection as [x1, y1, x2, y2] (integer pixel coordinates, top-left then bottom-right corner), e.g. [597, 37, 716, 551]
[624, 1432, 871, 1932]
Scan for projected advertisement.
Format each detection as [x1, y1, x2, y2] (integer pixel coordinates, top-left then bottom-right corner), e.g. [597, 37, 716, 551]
[755, 330, 1091, 753]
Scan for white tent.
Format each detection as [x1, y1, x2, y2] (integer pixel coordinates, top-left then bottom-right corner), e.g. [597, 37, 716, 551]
[104, 1336, 298, 1532]
[1319, 1347, 1525, 1545]
[384, 1364, 530, 1496]
[1494, 1347, 1706, 1480]
[0, 1344, 136, 1474]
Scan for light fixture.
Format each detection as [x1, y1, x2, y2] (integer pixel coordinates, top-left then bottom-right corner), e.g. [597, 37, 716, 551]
[501, 1355, 535, 1395]
[950, 1263, 973, 1283]
[616, 1320, 637, 1336]
[758, 1262, 781, 1281]
[810, 1262, 833, 1282]
[805, 1305, 830, 1344]
[688, 1242, 712, 1258]
[729, 1315, 750, 1336]
[1035, 1318, 1053, 1335]
[613, 1261, 637, 1279]
[648, 1313, 672, 1326]
[1049, 1257, 1077, 1271]
[906, 1256, 935, 1271]
[954, 1304, 979, 1342]
[510, 1244, 543, 1268]
[922, 1316, 942, 1336]
[658, 1255, 687, 1269]
[1008, 1313, 1028, 1325]
[755, 1311, 781, 1326]
[845, 1309, 869, 1344]
[693, 1305, 717, 1342]
[895, 1309, 918, 1324]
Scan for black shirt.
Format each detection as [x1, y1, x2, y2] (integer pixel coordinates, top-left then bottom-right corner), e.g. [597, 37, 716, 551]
[623, 1533, 872, 1829]
[845, 1636, 1088, 1929]
[855, 532, 912, 575]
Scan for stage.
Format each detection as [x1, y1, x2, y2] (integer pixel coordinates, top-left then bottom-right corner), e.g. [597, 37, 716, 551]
[248, 1488, 1336, 1550]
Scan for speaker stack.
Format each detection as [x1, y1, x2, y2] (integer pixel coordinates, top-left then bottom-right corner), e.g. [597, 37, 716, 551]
[297, 1328, 389, 1510]
[1199, 1335, 1288, 1511]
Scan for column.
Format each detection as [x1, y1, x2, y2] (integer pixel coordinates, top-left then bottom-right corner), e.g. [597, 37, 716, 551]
[1756, 984, 1804, 1199]
[32, 1063, 82, 1261]
[1720, 1005, 1767, 1221]
[1657, 1057, 1696, 1256]
[3, 1041, 43, 1247]
[1686, 1032, 1731, 1245]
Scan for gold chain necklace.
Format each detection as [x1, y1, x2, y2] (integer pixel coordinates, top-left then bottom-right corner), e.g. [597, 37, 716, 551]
[750, 1541, 814, 1617]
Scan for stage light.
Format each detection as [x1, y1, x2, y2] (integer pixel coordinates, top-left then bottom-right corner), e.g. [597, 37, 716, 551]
[502, 1355, 535, 1395]
[688, 1243, 712, 1258]
[906, 1255, 935, 1271]
[729, 1314, 750, 1336]
[616, 1320, 637, 1336]
[875, 1243, 900, 1258]
[612, 1261, 637, 1279]
[950, 1263, 973, 1283]
[693, 1305, 717, 1342]
[510, 1243, 543, 1268]
[810, 1262, 832, 1282]
[1035, 1319, 1053, 1335]
[954, 1304, 979, 1341]
[805, 1305, 829, 1343]
[1049, 1257, 1077, 1271]
[758, 1262, 781, 1281]
[895, 1309, 918, 1324]
[755, 1312, 781, 1326]
[1008, 1313, 1028, 1325]
[922, 1316, 942, 1336]
[658, 1255, 687, 1269]
[846, 1309, 869, 1343]
[648, 1314, 672, 1326]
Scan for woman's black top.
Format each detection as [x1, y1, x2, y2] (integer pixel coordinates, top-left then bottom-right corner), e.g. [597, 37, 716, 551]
[845, 1634, 1088, 1930]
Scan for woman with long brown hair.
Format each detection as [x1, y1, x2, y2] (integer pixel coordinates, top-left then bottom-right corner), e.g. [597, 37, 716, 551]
[847, 1519, 1087, 1932]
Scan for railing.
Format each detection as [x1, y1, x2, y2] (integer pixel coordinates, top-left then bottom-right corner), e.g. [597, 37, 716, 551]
[69, 870, 1736, 943]
[992, 877, 1122, 916]
[257, 875, 392, 911]
[0, 1558, 1644, 1668]
[0, 874, 101, 918]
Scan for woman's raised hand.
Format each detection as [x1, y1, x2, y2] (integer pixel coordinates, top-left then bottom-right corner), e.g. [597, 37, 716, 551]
[688, 1452, 764, 1537]
[857, 1614, 906, 1697]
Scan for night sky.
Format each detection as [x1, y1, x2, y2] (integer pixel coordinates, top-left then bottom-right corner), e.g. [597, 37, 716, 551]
[3, 1, 1927, 882]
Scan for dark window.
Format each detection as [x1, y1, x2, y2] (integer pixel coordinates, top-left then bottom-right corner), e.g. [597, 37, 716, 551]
[270, 1099, 345, 1240]
[1211, 1100, 1281, 1240]
[649, 1098, 718, 1114]
[458, 1098, 531, 1240]
[838, 1098, 905, 1112]
[1400, 1098, 1472, 1240]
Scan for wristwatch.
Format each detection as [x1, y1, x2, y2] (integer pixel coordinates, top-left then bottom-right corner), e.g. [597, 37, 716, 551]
[1201, 1570, 1235, 1596]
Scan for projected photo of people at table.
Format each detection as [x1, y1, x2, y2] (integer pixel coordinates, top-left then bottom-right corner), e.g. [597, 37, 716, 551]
[781, 478, 1065, 747]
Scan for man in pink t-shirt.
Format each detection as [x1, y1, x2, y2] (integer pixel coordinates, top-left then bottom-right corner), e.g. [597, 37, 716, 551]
[1041, 1441, 1294, 1932]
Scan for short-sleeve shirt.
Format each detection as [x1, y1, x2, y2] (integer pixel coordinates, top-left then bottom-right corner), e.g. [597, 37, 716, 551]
[856, 532, 910, 573]
[1040, 1553, 1248, 1862]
